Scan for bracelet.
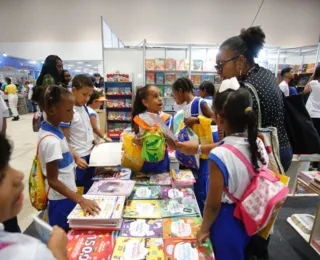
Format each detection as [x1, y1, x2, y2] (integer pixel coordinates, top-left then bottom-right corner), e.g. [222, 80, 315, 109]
[197, 145, 202, 155]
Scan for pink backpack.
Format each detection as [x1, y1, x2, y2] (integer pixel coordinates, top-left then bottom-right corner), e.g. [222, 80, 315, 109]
[222, 144, 289, 236]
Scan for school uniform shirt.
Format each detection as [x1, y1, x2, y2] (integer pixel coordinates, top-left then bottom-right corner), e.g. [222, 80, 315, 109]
[279, 80, 290, 97]
[209, 136, 269, 204]
[182, 97, 206, 118]
[87, 106, 101, 142]
[27, 84, 34, 100]
[0, 95, 9, 131]
[4, 84, 17, 94]
[137, 111, 173, 134]
[0, 225, 55, 260]
[203, 96, 213, 110]
[61, 106, 94, 157]
[38, 121, 77, 200]
[306, 80, 320, 118]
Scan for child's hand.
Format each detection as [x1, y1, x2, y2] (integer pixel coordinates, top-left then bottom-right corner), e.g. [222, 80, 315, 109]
[75, 157, 88, 169]
[47, 226, 68, 258]
[165, 135, 177, 150]
[176, 141, 199, 155]
[184, 117, 199, 127]
[93, 139, 99, 146]
[103, 136, 113, 142]
[79, 198, 101, 216]
[132, 135, 144, 146]
[196, 229, 210, 248]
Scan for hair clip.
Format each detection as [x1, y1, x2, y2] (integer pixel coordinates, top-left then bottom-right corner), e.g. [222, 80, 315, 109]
[219, 77, 240, 93]
[245, 107, 252, 114]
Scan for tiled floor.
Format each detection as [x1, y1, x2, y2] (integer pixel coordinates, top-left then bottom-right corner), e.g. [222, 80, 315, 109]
[6, 113, 38, 231]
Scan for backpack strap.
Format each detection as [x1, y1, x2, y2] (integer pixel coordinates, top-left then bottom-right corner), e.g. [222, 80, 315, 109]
[133, 116, 158, 131]
[160, 113, 171, 122]
[36, 134, 56, 156]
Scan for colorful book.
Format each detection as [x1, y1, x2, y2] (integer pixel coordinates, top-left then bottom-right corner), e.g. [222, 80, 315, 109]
[163, 217, 202, 240]
[87, 180, 135, 197]
[193, 60, 203, 71]
[176, 72, 187, 79]
[146, 72, 156, 84]
[119, 219, 163, 238]
[131, 172, 151, 185]
[164, 239, 215, 260]
[170, 169, 196, 184]
[155, 59, 165, 70]
[93, 168, 132, 181]
[156, 72, 165, 84]
[150, 173, 172, 186]
[161, 187, 195, 200]
[123, 200, 162, 219]
[165, 73, 175, 84]
[112, 238, 164, 260]
[67, 230, 118, 260]
[160, 198, 201, 218]
[191, 75, 201, 85]
[165, 58, 176, 70]
[201, 75, 214, 82]
[176, 60, 185, 71]
[164, 86, 173, 97]
[130, 186, 162, 200]
[146, 59, 155, 70]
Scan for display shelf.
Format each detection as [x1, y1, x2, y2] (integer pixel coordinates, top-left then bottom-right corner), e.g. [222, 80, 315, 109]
[287, 217, 311, 242]
[106, 107, 132, 110]
[310, 203, 320, 256]
[297, 178, 320, 196]
[106, 94, 132, 97]
[107, 119, 130, 123]
[146, 70, 188, 73]
[191, 70, 216, 73]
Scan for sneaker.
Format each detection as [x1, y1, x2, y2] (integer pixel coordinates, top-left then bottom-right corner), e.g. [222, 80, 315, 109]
[12, 116, 19, 121]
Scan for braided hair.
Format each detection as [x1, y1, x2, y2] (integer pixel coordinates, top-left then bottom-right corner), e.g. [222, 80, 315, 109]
[172, 77, 194, 93]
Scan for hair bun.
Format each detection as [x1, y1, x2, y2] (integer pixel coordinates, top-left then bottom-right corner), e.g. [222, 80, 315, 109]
[240, 26, 265, 58]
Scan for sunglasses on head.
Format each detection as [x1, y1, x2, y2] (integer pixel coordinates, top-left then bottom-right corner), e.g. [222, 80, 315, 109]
[215, 55, 240, 72]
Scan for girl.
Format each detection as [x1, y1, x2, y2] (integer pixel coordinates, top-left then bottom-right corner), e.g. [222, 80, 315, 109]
[196, 79, 268, 260]
[132, 84, 173, 173]
[4, 77, 19, 121]
[87, 91, 112, 142]
[199, 80, 216, 108]
[0, 134, 68, 260]
[36, 85, 100, 231]
[60, 74, 96, 194]
[172, 77, 214, 214]
[61, 69, 72, 89]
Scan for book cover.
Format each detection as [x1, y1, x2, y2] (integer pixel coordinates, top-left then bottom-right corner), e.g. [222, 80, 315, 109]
[112, 238, 164, 260]
[164, 86, 173, 97]
[170, 169, 196, 184]
[93, 168, 132, 181]
[155, 59, 165, 70]
[119, 219, 163, 238]
[123, 200, 162, 219]
[107, 100, 114, 108]
[156, 72, 165, 84]
[176, 72, 187, 80]
[201, 75, 214, 82]
[214, 75, 222, 84]
[146, 59, 155, 71]
[164, 239, 215, 260]
[191, 75, 201, 85]
[165, 74, 175, 84]
[67, 230, 118, 260]
[163, 217, 202, 240]
[150, 173, 172, 186]
[193, 60, 203, 71]
[176, 60, 185, 71]
[118, 100, 125, 108]
[130, 186, 162, 200]
[87, 180, 135, 197]
[146, 72, 156, 84]
[165, 58, 176, 70]
[131, 172, 151, 185]
[306, 63, 315, 73]
[160, 198, 201, 218]
[161, 187, 195, 200]
[125, 99, 132, 108]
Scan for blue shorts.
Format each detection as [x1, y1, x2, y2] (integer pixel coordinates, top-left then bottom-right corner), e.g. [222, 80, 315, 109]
[141, 150, 170, 173]
[76, 155, 95, 194]
[48, 198, 76, 231]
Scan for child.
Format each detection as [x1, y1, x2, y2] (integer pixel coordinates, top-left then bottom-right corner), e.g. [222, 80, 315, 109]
[36, 85, 100, 231]
[87, 91, 112, 142]
[132, 84, 173, 173]
[199, 80, 215, 108]
[196, 79, 268, 260]
[0, 134, 68, 260]
[172, 77, 214, 214]
[4, 77, 19, 121]
[61, 74, 96, 194]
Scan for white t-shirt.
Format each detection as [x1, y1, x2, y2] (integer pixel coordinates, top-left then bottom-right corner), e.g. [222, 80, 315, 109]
[87, 107, 101, 141]
[27, 84, 34, 100]
[279, 80, 290, 97]
[0, 227, 55, 260]
[182, 97, 206, 118]
[209, 136, 269, 203]
[306, 80, 320, 118]
[61, 106, 94, 157]
[0, 96, 9, 131]
[203, 97, 213, 110]
[38, 121, 77, 200]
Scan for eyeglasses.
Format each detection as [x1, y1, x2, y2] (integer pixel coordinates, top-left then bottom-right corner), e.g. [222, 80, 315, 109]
[215, 55, 240, 72]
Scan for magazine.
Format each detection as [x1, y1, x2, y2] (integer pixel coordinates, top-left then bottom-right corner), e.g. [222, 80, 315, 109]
[123, 200, 162, 219]
[130, 186, 162, 200]
[87, 180, 135, 197]
[150, 173, 172, 186]
[119, 219, 163, 238]
[161, 187, 195, 200]
[160, 198, 201, 218]
[162, 217, 202, 239]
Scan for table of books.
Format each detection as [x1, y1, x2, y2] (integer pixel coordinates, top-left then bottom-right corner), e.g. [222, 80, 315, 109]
[66, 168, 215, 259]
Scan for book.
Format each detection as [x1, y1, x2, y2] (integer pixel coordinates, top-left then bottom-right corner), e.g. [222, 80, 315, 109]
[150, 173, 172, 186]
[291, 214, 315, 234]
[161, 187, 195, 200]
[112, 238, 164, 260]
[163, 217, 202, 240]
[299, 171, 320, 184]
[155, 59, 165, 70]
[125, 99, 132, 108]
[131, 172, 151, 185]
[130, 186, 162, 200]
[146, 59, 155, 70]
[165, 74, 175, 84]
[201, 75, 214, 82]
[160, 198, 201, 218]
[176, 72, 187, 79]
[156, 72, 165, 84]
[193, 60, 203, 71]
[146, 72, 156, 84]
[119, 219, 163, 238]
[170, 169, 196, 185]
[165, 58, 176, 70]
[176, 60, 185, 71]
[87, 180, 135, 197]
[93, 168, 131, 181]
[33, 216, 53, 244]
[191, 75, 201, 85]
[67, 230, 118, 260]
[89, 142, 122, 167]
[123, 200, 162, 219]
[312, 239, 320, 250]
[164, 239, 215, 260]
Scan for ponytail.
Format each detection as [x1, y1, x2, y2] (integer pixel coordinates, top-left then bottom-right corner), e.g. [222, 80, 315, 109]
[131, 85, 152, 128]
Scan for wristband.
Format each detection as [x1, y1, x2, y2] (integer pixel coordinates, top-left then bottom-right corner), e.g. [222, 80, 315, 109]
[197, 145, 202, 155]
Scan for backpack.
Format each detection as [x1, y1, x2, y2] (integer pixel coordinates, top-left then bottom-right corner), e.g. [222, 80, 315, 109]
[29, 135, 53, 211]
[222, 144, 289, 236]
[134, 113, 171, 163]
[32, 111, 44, 132]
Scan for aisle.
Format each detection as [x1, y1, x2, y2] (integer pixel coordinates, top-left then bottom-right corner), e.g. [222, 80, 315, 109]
[6, 113, 38, 231]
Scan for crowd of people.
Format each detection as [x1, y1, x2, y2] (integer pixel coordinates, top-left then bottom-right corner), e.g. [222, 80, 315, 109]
[0, 25, 319, 260]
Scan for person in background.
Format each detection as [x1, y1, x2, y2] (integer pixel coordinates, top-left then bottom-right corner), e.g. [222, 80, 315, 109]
[0, 134, 69, 260]
[199, 80, 216, 108]
[1, 78, 8, 91]
[289, 74, 300, 95]
[87, 91, 112, 143]
[36, 55, 64, 88]
[0, 95, 9, 136]
[26, 81, 37, 113]
[4, 77, 19, 121]
[279, 68, 294, 97]
[61, 69, 72, 89]
[93, 73, 104, 90]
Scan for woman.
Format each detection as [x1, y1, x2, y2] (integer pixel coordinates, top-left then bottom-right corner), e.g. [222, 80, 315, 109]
[4, 78, 19, 121]
[36, 55, 63, 87]
[61, 69, 72, 89]
[304, 65, 320, 136]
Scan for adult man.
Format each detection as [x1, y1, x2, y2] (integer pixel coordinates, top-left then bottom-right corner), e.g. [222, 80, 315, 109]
[279, 68, 294, 97]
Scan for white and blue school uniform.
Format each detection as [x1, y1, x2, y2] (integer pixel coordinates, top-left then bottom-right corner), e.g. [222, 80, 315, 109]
[137, 111, 173, 173]
[60, 106, 95, 193]
[203, 96, 213, 109]
[38, 121, 77, 231]
[203, 96, 219, 143]
[208, 136, 268, 260]
[87, 106, 102, 142]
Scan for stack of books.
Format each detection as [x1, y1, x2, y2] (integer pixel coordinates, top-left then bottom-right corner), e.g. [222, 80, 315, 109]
[87, 180, 135, 197]
[132, 172, 172, 186]
[170, 169, 196, 188]
[299, 171, 320, 184]
[67, 195, 126, 230]
[92, 167, 131, 181]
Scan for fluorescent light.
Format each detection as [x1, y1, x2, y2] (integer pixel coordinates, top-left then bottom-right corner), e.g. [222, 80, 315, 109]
[86, 64, 92, 67]
[3, 52, 7, 57]
[77, 61, 83, 64]
[41, 61, 44, 64]
[68, 64, 74, 67]
[75, 69, 81, 72]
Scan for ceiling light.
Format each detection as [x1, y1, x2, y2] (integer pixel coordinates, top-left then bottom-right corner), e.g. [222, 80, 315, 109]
[75, 69, 81, 72]
[86, 64, 92, 67]
[41, 61, 44, 64]
[77, 61, 83, 64]
[68, 64, 74, 67]
[2, 52, 7, 57]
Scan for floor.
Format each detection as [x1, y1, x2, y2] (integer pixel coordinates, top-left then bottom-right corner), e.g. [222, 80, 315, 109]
[6, 113, 38, 231]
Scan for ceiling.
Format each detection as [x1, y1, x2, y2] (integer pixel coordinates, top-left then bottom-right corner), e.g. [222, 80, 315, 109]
[0, 0, 319, 47]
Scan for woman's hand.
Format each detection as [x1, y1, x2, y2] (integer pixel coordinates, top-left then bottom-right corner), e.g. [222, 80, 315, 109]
[132, 135, 144, 146]
[184, 117, 199, 127]
[196, 228, 210, 248]
[47, 226, 68, 259]
[176, 141, 199, 155]
[75, 157, 88, 169]
[79, 198, 101, 216]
